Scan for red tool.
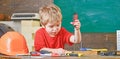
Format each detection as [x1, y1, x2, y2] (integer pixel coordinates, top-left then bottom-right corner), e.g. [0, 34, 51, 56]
[72, 13, 78, 25]
[73, 13, 78, 21]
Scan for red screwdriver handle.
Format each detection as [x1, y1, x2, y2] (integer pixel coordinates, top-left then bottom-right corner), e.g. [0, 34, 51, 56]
[73, 13, 78, 21]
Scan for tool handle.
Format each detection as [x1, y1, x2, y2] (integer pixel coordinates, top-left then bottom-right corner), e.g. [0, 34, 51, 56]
[73, 13, 78, 21]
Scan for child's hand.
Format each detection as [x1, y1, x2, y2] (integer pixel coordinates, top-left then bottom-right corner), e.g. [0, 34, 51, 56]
[52, 48, 67, 55]
[71, 20, 81, 30]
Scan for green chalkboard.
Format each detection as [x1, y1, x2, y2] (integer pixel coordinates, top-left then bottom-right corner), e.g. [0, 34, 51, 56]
[54, 0, 120, 33]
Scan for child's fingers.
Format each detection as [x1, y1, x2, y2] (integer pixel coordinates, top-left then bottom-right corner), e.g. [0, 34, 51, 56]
[75, 26, 80, 29]
[74, 20, 81, 29]
[70, 19, 81, 29]
[74, 21, 80, 26]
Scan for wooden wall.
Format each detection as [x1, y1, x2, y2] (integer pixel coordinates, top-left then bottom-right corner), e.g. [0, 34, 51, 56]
[65, 33, 116, 51]
[0, 0, 117, 51]
[0, 0, 53, 15]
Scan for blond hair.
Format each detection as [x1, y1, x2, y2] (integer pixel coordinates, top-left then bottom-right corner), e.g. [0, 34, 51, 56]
[39, 4, 62, 26]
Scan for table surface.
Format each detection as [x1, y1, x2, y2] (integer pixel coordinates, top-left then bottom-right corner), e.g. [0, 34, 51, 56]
[28, 55, 120, 59]
[1, 51, 120, 59]
[1, 55, 120, 59]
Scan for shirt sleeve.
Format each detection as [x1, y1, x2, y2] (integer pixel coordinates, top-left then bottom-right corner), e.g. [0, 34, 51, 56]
[62, 27, 73, 46]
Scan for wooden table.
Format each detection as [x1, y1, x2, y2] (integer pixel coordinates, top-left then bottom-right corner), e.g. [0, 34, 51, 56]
[1, 55, 120, 59]
[1, 51, 120, 59]
[30, 55, 120, 59]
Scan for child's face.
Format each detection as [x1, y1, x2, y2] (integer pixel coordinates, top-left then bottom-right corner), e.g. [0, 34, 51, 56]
[44, 21, 61, 37]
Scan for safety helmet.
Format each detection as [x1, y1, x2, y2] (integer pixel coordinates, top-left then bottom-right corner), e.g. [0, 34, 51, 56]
[0, 31, 29, 55]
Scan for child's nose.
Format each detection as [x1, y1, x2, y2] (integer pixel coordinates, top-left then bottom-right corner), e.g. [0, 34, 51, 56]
[53, 27, 58, 31]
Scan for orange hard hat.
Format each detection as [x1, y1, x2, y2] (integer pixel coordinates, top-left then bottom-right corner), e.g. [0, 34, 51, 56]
[0, 31, 29, 55]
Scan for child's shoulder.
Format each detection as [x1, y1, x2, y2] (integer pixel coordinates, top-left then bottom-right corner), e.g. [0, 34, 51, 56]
[36, 28, 45, 32]
[60, 27, 68, 32]
[61, 27, 67, 30]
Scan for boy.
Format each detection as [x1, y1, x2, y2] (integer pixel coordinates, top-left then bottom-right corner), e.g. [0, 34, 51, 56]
[34, 4, 81, 55]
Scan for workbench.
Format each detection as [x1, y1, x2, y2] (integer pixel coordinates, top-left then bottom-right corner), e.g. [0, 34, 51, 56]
[1, 55, 120, 59]
[0, 51, 120, 59]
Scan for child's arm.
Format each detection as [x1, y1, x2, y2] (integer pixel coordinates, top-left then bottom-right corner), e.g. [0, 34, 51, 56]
[40, 48, 67, 55]
[70, 13, 81, 43]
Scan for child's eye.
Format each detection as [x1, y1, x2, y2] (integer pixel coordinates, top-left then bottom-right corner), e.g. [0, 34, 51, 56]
[49, 26, 54, 28]
[57, 24, 60, 27]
